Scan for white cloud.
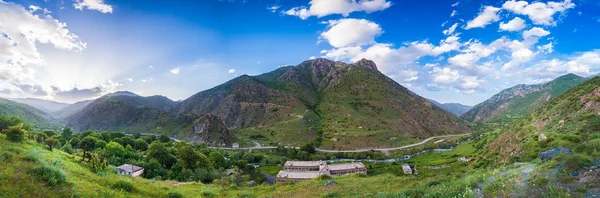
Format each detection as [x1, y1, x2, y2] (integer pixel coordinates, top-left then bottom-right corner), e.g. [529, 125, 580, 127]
[430, 67, 461, 84]
[448, 53, 480, 68]
[502, 48, 535, 70]
[73, 0, 113, 13]
[522, 27, 550, 39]
[228, 69, 236, 74]
[149, 65, 154, 69]
[283, 0, 392, 19]
[321, 19, 383, 48]
[499, 17, 526, 32]
[465, 6, 501, 29]
[457, 76, 485, 90]
[127, 78, 133, 82]
[452, 2, 459, 7]
[170, 68, 180, 75]
[267, 5, 280, 13]
[450, 10, 458, 17]
[443, 23, 458, 35]
[0, 1, 86, 99]
[502, 0, 575, 26]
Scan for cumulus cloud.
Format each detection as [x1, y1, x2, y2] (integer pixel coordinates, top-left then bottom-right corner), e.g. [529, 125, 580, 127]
[283, 0, 392, 19]
[499, 17, 526, 32]
[465, 6, 501, 29]
[522, 27, 550, 39]
[430, 67, 461, 84]
[170, 68, 180, 75]
[0, 2, 88, 100]
[321, 19, 383, 48]
[73, 0, 113, 13]
[53, 80, 121, 103]
[502, 0, 575, 26]
[448, 53, 480, 68]
[267, 5, 280, 13]
[228, 69, 236, 74]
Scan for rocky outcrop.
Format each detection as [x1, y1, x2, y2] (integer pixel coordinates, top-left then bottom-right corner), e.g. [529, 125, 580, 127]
[186, 114, 234, 146]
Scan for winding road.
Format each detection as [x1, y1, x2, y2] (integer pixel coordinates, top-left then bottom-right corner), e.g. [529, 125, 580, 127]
[208, 133, 470, 153]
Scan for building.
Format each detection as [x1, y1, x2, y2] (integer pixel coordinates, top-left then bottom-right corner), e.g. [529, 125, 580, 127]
[326, 162, 367, 176]
[276, 170, 323, 183]
[276, 161, 367, 183]
[402, 164, 412, 175]
[116, 164, 144, 177]
[284, 161, 326, 171]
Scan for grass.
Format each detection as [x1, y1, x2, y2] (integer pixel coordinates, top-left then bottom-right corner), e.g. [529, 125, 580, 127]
[258, 166, 282, 176]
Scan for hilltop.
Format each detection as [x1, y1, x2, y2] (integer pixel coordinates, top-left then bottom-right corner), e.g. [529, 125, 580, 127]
[461, 73, 586, 123]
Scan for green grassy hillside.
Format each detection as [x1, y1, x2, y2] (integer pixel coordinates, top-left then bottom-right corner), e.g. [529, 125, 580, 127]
[462, 73, 586, 124]
[0, 98, 58, 130]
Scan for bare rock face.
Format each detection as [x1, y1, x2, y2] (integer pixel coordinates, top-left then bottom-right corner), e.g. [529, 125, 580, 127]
[187, 114, 235, 146]
[538, 133, 547, 141]
[354, 58, 378, 71]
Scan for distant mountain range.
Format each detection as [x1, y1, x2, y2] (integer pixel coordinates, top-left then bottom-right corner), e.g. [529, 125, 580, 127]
[461, 73, 586, 123]
[1, 58, 471, 149]
[0, 98, 59, 129]
[428, 99, 472, 116]
[6, 98, 70, 113]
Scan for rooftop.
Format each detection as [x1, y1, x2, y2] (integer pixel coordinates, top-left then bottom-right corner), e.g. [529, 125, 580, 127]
[276, 170, 322, 179]
[116, 164, 144, 173]
[284, 161, 325, 167]
[327, 162, 366, 171]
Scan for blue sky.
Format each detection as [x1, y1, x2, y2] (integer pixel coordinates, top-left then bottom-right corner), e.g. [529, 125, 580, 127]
[1, 0, 599, 105]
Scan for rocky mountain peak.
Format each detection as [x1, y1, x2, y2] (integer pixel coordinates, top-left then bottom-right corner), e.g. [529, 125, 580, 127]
[354, 58, 378, 70]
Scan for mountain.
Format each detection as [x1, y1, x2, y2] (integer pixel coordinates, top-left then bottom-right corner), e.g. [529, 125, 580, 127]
[179, 114, 235, 146]
[64, 92, 184, 133]
[461, 73, 586, 123]
[6, 98, 70, 113]
[0, 98, 57, 129]
[52, 100, 94, 120]
[176, 58, 471, 149]
[428, 99, 472, 116]
[486, 76, 600, 164]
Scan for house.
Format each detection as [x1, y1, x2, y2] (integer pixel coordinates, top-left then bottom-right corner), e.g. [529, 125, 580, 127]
[232, 143, 240, 148]
[402, 164, 412, 175]
[116, 164, 144, 177]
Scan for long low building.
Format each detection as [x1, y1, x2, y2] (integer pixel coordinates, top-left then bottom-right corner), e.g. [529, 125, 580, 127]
[276, 161, 367, 183]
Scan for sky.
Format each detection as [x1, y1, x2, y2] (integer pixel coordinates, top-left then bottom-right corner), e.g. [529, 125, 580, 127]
[1, 0, 600, 105]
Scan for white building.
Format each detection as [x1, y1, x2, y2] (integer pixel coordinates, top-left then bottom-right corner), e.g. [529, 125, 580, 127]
[116, 164, 144, 177]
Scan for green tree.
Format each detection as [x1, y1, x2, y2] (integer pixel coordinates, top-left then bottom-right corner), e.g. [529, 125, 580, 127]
[120, 136, 135, 147]
[106, 141, 126, 158]
[61, 127, 73, 140]
[61, 142, 74, 154]
[300, 143, 316, 154]
[174, 142, 203, 170]
[159, 134, 170, 143]
[6, 123, 27, 142]
[43, 130, 57, 137]
[36, 132, 48, 143]
[134, 139, 148, 151]
[209, 152, 226, 169]
[147, 142, 176, 168]
[132, 132, 141, 139]
[79, 136, 98, 150]
[96, 140, 107, 149]
[45, 137, 59, 151]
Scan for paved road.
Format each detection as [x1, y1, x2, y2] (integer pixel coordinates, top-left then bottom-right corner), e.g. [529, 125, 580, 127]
[208, 133, 470, 153]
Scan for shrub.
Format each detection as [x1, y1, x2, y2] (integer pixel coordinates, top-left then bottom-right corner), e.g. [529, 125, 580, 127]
[564, 154, 593, 172]
[7, 147, 24, 154]
[1, 152, 15, 163]
[23, 150, 42, 163]
[200, 189, 216, 197]
[61, 143, 74, 154]
[6, 124, 27, 142]
[575, 139, 600, 155]
[315, 174, 332, 180]
[234, 192, 253, 198]
[111, 180, 135, 192]
[321, 191, 340, 198]
[166, 190, 183, 198]
[30, 165, 67, 186]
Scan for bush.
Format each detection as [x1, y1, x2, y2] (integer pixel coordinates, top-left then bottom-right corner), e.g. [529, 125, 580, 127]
[23, 150, 42, 163]
[1, 152, 15, 163]
[30, 165, 67, 186]
[111, 180, 135, 192]
[166, 190, 183, 198]
[564, 154, 593, 172]
[315, 174, 332, 180]
[200, 189, 216, 197]
[61, 143, 75, 154]
[6, 124, 27, 142]
[575, 139, 600, 155]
